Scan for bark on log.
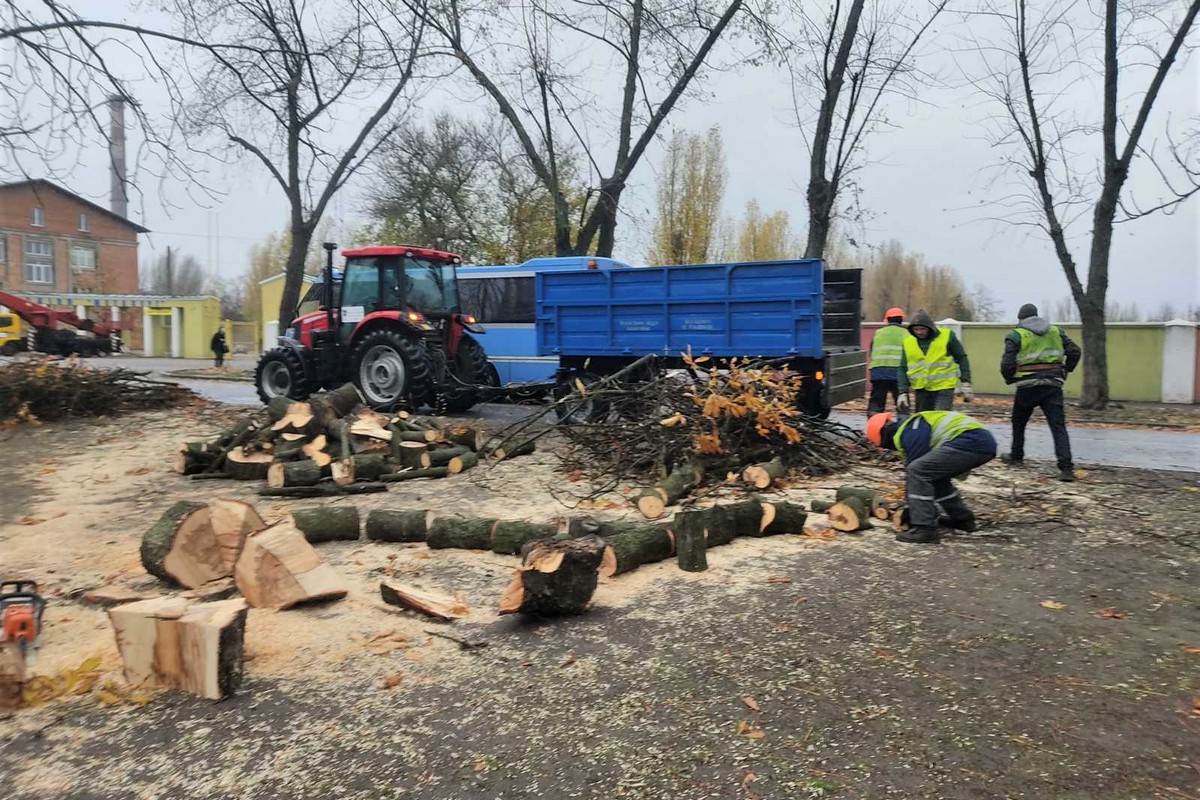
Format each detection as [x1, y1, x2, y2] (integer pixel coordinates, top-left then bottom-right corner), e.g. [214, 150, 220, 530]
[421, 446, 470, 469]
[443, 425, 483, 451]
[224, 448, 273, 481]
[174, 441, 218, 475]
[742, 456, 786, 489]
[600, 525, 674, 577]
[397, 442, 428, 469]
[109, 596, 248, 700]
[234, 521, 348, 608]
[636, 457, 704, 519]
[365, 509, 429, 543]
[499, 536, 606, 616]
[492, 439, 536, 462]
[141, 501, 226, 588]
[712, 500, 765, 543]
[674, 515, 708, 572]
[271, 402, 320, 435]
[426, 517, 496, 550]
[491, 521, 558, 555]
[352, 453, 391, 482]
[202, 420, 261, 475]
[267, 460, 322, 489]
[447, 451, 479, 474]
[758, 501, 808, 536]
[379, 581, 468, 621]
[835, 486, 886, 518]
[266, 395, 293, 422]
[810, 499, 836, 513]
[255, 482, 388, 498]
[307, 383, 360, 426]
[827, 496, 870, 532]
[379, 467, 449, 482]
[292, 506, 361, 543]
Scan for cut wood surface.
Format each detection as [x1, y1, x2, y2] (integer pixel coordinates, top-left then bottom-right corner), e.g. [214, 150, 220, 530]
[140, 501, 226, 589]
[443, 425, 483, 451]
[398, 441, 427, 469]
[302, 435, 332, 468]
[421, 446, 470, 469]
[224, 448, 274, 481]
[207, 498, 265, 571]
[108, 596, 248, 700]
[365, 509, 429, 542]
[447, 451, 479, 474]
[742, 456, 786, 489]
[500, 536, 606, 616]
[267, 460, 322, 489]
[234, 521, 348, 608]
[891, 507, 911, 531]
[492, 439, 536, 462]
[600, 525, 674, 577]
[759, 500, 808, 536]
[379, 581, 468, 621]
[292, 506, 360, 543]
[827, 496, 870, 532]
[330, 457, 355, 486]
[636, 457, 703, 519]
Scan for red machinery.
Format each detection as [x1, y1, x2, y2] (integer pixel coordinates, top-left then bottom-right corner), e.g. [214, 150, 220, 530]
[0, 290, 123, 356]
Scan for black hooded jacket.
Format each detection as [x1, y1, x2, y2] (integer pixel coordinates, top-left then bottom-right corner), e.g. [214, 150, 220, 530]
[897, 311, 972, 393]
[1000, 315, 1081, 387]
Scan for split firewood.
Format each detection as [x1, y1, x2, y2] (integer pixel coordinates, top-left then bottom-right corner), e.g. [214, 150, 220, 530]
[331, 458, 355, 485]
[758, 500, 808, 536]
[421, 445, 470, 469]
[491, 521, 558, 555]
[742, 456, 786, 490]
[427, 516, 497, 550]
[302, 435, 332, 468]
[224, 448, 274, 481]
[635, 457, 704, 519]
[365, 509, 429, 542]
[891, 507, 911, 532]
[350, 411, 394, 441]
[141, 501, 227, 588]
[292, 506, 360, 543]
[447, 451, 479, 474]
[234, 520, 348, 608]
[255, 482, 388, 498]
[443, 425, 483, 451]
[207, 498, 265, 571]
[267, 460, 322, 489]
[379, 581, 468, 622]
[498, 536, 606, 617]
[109, 597, 248, 700]
[599, 524, 674, 577]
[379, 467, 449, 482]
[0, 642, 25, 711]
[827, 496, 871, 532]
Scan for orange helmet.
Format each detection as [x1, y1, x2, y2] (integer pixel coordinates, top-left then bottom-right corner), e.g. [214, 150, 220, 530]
[865, 412, 893, 447]
[883, 307, 905, 321]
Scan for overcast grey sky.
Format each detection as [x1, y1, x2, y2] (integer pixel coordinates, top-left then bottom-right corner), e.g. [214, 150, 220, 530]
[16, 0, 1200, 319]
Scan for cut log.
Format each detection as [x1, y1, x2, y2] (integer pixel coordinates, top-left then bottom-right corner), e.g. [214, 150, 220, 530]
[174, 441, 217, 475]
[635, 457, 704, 519]
[492, 439, 536, 462]
[365, 509, 429, 542]
[266, 395, 294, 422]
[0, 642, 25, 712]
[291, 506, 360, 543]
[491, 521, 558, 555]
[234, 520, 348, 608]
[255, 482, 388, 498]
[427, 516, 496, 550]
[271, 402, 319, 435]
[421, 445, 470, 469]
[141, 501, 227, 589]
[891, 507, 911, 532]
[379, 581, 468, 621]
[711, 500, 765, 543]
[351, 453, 391, 482]
[835, 486, 887, 519]
[207, 498, 265, 571]
[224, 448, 274, 481]
[758, 501, 808, 536]
[443, 425, 483, 451]
[272, 439, 307, 461]
[379, 467, 449, 482]
[350, 412, 394, 441]
[200, 419, 261, 475]
[500, 536, 606, 616]
[267, 460, 322, 489]
[109, 596, 248, 700]
[397, 441, 428, 469]
[447, 451, 479, 475]
[327, 418, 353, 458]
[674, 514, 708, 572]
[306, 383, 360, 426]
[302, 435, 332, 468]
[394, 430, 438, 443]
[827, 497, 870, 532]
[810, 499, 836, 513]
[600, 524, 674, 577]
[330, 458, 355, 486]
[742, 456, 786, 489]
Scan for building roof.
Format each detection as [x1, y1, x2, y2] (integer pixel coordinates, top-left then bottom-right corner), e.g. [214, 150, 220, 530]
[258, 272, 320, 286]
[0, 178, 151, 234]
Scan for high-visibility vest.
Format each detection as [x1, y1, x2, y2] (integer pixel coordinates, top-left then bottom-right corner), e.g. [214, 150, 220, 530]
[893, 411, 984, 459]
[869, 324, 907, 369]
[1015, 326, 1065, 377]
[903, 328, 958, 390]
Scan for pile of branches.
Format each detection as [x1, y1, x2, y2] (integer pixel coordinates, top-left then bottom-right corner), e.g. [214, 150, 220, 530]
[0, 359, 194, 424]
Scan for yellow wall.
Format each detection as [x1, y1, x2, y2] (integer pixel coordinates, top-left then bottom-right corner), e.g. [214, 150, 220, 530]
[142, 297, 222, 358]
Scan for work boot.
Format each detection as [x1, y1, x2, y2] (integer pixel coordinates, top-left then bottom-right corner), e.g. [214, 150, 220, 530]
[1057, 467, 1076, 482]
[938, 512, 978, 533]
[1000, 453, 1024, 466]
[896, 526, 940, 544]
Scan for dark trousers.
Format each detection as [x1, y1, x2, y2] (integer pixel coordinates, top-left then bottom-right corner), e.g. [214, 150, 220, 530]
[214, 352, 225, 367]
[867, 379, 900, 416]
[914, 388, 954, 412]
[907, 445, 996, 528]
[1010, 384, 1073, 470]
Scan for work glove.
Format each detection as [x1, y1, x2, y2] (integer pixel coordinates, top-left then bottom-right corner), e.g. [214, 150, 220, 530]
[957, 382, 974, 403]
[896, 395, 910, 415]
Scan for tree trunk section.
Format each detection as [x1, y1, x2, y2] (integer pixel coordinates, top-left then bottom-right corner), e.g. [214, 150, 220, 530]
[426, 517, 496, 550]
[256, 483, 387, 498]
[600, 525, 674, 577]
[758, 500, 808, 536]
[1078, 301, 1109, 408]
[443, 425, 483, 451]
[292, 506, 360, 543]
[499, 536, 606, 617]
[365, 509, 429, 542]
[742, 457, 786, 489]
[224, 449, 273, 481]
[141, 501, 227, 588]
[234, 520, 348, 608]
[636, 457, 704, 519]
[492, 439, 536, 461]
[207, 498, 264, 571]
[827, 497, 870, 531]
[380, 467, 448, 482]
[448, 451, 479, 474]
[674, 515, 708, 572]
[491, 521, 558, 555]
[267, 460, 322, 489]
[422, 446, 470, 469]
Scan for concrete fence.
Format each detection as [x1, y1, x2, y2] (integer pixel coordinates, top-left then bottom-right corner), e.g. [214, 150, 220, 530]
[861, 319, 1200, 404]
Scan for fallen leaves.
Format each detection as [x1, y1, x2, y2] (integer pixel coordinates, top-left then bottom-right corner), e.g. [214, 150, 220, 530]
[379, 673, 403, 689]
[1093, 607, 1127, 619]
[871, 647, 898, 661]
[736, 719, 765, 739]
[850, 704, 892, 720]
[560, 654, 577, 668]
[1039, 600, 1067, 610]
[1179, 644, 1200, 655]
[20, 656, 150, 708]
[1192, 697, 1200, 718]
[742, 695, 761, 712]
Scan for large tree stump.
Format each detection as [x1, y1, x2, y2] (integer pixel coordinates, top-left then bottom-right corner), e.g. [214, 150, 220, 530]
[379, 581, 468, 621]
[292, 506, 360, 543]
[498, 536, 606, 616]
[108, 597, 248, 700]
[234, 521, 348, 609]
[600, 524, 675, 576]
[267, 460, 322, 489]
[742, 456, 786, 489]
[426, 517, 496, 550]
[758, 500, 808, 536]
[141, 501, 226, 588]
[635, 457, 704, 519]
[491, 521, 558, 555]
[365, 509, 429, 542]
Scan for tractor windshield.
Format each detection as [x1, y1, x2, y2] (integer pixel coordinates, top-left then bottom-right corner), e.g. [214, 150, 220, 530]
[403, 257, 458, 314]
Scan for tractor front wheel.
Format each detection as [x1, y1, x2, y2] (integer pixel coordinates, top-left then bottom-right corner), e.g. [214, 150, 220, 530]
[255, 347, 311, 403]
[351, 329, 432, 412]
[442, 336, 491, 413]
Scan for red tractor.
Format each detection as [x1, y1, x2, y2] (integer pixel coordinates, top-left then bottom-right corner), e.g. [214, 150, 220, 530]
[254, 243, 495, 412]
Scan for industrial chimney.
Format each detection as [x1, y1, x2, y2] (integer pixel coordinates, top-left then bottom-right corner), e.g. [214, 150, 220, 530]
[108, 95, 128, 219]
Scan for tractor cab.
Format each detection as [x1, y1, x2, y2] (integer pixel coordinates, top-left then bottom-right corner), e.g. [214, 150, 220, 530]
[257, 243, 494, 413]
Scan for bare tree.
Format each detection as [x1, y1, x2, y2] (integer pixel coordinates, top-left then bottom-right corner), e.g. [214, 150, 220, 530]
[140, 251, 209, 295]
[171, 0, 426, 329]
[967, 0, 1199, 407]
[787, 0, 948, 260]
[406, 0, 759, 258]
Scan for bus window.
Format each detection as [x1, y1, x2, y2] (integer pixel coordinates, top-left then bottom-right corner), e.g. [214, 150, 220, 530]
[459, 277, 534, 323]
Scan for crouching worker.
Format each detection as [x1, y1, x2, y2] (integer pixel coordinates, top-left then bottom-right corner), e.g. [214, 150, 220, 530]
[866, 410, 997, 544]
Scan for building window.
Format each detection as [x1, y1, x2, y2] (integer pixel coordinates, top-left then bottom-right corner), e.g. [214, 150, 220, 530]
[25, 238, 54, 284]
[32, 207, 45, 227]
[71, 244, 96, 271]
[78, 213, 90, 232]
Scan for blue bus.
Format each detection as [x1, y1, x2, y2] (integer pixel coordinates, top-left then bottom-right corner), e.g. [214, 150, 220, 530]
[457, 256, 636, 386]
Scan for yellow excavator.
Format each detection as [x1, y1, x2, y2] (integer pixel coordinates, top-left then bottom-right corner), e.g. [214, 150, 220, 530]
[0, 310, 26, 356]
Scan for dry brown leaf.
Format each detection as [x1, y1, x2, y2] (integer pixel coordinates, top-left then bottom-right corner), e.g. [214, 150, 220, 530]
[1093, 607, 1127, 619]
[1039, 600, 1067, 610]
[410, 552, 430, 560]
[561, 654, 577, 668]
[742, 695, 761, 712]
[380, 673, 403, 689]
[736, 720, 765, 739]
[871, 647, 898, 661]
[1192, 697, 1200, 718]
[565, 469, 584, 482]
[1179, 644, 1200, 654]
[765, 576, 791, 584]
[37, 466, 56, 475]
[17, 516, 45, 526]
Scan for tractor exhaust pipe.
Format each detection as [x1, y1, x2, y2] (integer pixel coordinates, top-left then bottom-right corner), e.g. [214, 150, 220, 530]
[322, 242, 337, 339]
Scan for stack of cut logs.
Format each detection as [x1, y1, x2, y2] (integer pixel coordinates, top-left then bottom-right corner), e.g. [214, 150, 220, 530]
[809, 485, 909, 532]
[173, 384, 535, 496]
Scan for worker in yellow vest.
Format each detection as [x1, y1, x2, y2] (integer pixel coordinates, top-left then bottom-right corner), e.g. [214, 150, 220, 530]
[897, 310, 973, 412]
[867, 307, 907, 416]
[866, 410, 997, 544]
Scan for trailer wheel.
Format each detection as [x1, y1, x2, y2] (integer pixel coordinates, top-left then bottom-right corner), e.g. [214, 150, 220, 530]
[255, 347, 310, 403]
[442, 336, 490, 413]
[351, 328, 432, 412]
[553, 372, 608, 424]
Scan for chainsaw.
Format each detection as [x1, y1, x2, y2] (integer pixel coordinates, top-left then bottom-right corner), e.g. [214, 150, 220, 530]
[1, 580, 45, 667]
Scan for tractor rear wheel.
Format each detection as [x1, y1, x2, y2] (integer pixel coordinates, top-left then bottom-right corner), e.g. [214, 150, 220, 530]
[442, 336, 491, 413]
[351, 328, 432, 412]
[255, 347, 311, 403]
